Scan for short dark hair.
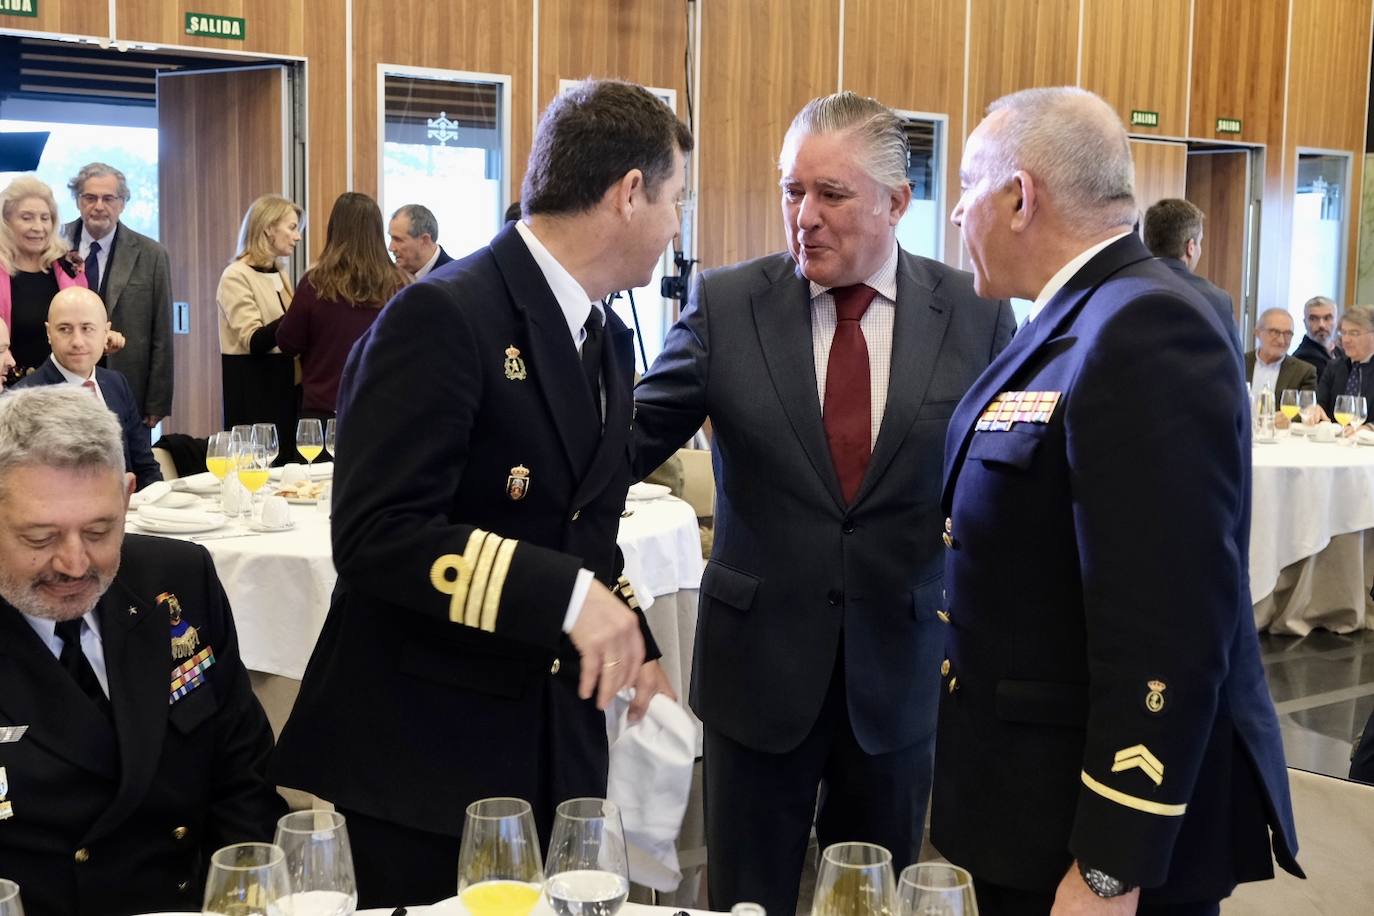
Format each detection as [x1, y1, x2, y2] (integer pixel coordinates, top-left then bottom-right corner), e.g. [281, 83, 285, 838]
[522, 80, 693, 217]
[1143, 198, 1204, 260]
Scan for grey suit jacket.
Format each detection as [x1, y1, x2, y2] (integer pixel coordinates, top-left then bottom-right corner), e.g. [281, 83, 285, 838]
[632, 249, 1015, 755]
[67, 220, 174, 418]
[1243, 351, 1318, 394]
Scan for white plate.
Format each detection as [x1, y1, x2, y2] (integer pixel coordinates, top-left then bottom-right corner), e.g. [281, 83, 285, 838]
[129, 512, 227, 535]
[627, 482, 672, 501]
[249, 519, 296, 532]
[153, 491, 202, 508]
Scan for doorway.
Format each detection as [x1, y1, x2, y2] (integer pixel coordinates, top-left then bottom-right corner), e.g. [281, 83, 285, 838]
[1185, 142, 1262, 341]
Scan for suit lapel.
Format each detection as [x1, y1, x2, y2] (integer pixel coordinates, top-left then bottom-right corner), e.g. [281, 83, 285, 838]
[102, 225, 137, 316]
[851, 253, 951, 507]
[571, 317, 633, 508]
[86, 579, 169, 841]
[0, 602, 119, 779]
[490, 226, 599, 476]
[752, 265, 845, 510]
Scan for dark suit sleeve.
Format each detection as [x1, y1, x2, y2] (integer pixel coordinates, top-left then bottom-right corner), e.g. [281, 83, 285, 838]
[146, 241, 175, 418]
[1317, 360, 1339, 415]
[1063, 290, 1247, 887]
[112, 373, 163, 489]
[195, 547, 288, 847]
[632, 273, 713, 480]
[330, 282, 581, 649]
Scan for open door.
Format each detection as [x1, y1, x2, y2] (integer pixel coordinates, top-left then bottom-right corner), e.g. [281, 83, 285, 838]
[1186, 147, 1254, 334]
[157, 66, 290, 437]
[1130, 139, 1188, 221]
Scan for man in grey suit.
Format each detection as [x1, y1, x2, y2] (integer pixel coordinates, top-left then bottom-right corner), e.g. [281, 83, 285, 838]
[66, 162, 174, 427]
[633, 92, 1014, 916]
[1143, 197, 1241, 355]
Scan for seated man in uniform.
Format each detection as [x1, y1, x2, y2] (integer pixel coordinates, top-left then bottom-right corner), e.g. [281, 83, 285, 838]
[0, 386, 285, 916]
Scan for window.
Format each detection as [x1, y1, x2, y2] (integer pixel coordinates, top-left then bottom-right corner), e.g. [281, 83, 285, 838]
[1288, 151, 1351, 323]
[895, 112, 945, 261]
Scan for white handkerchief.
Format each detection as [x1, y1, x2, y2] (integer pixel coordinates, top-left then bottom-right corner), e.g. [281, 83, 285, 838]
[129, 480, 171, 508]
[0, 726, 27, 743]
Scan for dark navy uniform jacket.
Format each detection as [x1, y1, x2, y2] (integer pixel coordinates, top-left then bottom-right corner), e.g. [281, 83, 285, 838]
[932, 233, 1302, 902]
[0, 535, 284, 916]
[271, 223, 657, 840]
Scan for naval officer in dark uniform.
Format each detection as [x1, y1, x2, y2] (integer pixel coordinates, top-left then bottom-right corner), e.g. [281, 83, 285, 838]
[935, 87, 1302, 915]
[271, 80, 692, 906]
[0, 386, 284, 916]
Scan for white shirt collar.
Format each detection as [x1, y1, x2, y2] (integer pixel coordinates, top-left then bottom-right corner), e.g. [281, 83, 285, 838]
[51, 353, 96, 385]
[20, 609, 103, 653]
[413, 244, 443, 279]
[514, 219, 602, 345]
[1256, 351, 1285, 368]
[1027, 231, 1132, 324]
[80, 222, 117, 252]
[807, 240, 900, 303]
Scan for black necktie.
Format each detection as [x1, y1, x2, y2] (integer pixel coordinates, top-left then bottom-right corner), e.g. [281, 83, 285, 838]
[85, 241, 101, 293]
[581, 307, 604, 417]
[1345, 361, 1363, 397]
[55, 618, 113, 719]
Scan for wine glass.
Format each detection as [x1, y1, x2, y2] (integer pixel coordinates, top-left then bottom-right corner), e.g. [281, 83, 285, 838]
[235, 443, 271, 521]
[544, 798, 629, 916]
[1353, 396, 1368, 431]
[898, 863, 977, 916]
[230, 424, 257, 450]
[1335, 394, 1357, 440]
[207, 432, 232, 481]
[202, 842, 290, 916]
[296, 419, 324, 481]
[1278, 389, 1299, 430]
[457, 798, 544, 916]
[325, 418, 337, 462]
[1298, 389, 1319, 426]
[274, 810, 357, 916]
[0, 880, 24, 916]
[811, 842, 897, 916]
[254, 423, 280, 467]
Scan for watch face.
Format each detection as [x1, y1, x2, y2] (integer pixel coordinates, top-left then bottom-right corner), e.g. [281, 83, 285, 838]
[1080, 866, 1131, 898]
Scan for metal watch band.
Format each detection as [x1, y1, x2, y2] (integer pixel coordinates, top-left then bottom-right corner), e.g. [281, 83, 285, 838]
[1078, 862, 1136, 898]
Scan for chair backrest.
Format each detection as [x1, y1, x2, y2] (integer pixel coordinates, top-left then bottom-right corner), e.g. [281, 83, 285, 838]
[1222, 767, 1374, 913]
[676, 447, 714, 520]
[151, 446, 179, 481]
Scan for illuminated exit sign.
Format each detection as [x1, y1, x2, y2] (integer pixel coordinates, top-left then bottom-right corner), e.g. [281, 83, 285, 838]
[186, 12, 246, 39]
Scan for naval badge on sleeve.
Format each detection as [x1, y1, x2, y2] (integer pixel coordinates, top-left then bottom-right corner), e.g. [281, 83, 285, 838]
[160, 592, 200, 660]
[507, 465, 531, 501]
[504, 345, 528, 381]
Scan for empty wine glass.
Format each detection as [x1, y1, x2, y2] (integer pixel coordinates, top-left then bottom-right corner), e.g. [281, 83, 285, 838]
[202, 842, 290, 916]
[254, 423, 280, 467]
[325, 418, 337, 461]
[811, 842, 896, 916]
[230, 424, 256, 450]
[457, 798, 543, 916]
[1297, 389, 1318, 426]
[544, 798, 630, 916]
[274, 810, 357, 916]
[1353, 395, 1368, 430]
[0, 880, 24, 916]
[296, 418, 324, 481]
[898, 863, 977, 916]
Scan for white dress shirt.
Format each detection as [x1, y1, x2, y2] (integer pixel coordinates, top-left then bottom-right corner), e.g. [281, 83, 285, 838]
[51, 354, 105, 405]
[1251, 353, 1283, 397]
[78, 223, 117, 288]
[413, 244, 443, 279]
[21, 611, 111, 697]
[809, 242, 899, 450]
[1026, 231, 1132, 325]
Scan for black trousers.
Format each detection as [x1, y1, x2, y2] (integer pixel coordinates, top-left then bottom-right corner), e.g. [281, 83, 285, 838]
[702, 651, 935, 916]
[972, 880, 1221, 916]
[339, 806, 461, 908]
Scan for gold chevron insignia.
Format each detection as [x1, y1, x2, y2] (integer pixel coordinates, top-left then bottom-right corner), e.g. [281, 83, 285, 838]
[1111, 744, 1165, 787]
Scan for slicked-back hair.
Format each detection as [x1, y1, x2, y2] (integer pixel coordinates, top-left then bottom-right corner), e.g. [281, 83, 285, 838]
[522, 79, 693, 217]
[982, 87, 1136, 236]
[1144, 198, 1204, 260]
[782, 91, 909, 191]
[392, 203, 439, 243]
[0, 387, 124, 498]
[68, 162, 131, 202]
[1341, 303, 1374, 333]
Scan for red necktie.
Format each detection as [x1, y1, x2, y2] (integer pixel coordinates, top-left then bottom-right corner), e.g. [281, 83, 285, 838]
[82, 379, 97, 397]
[824, 284, 877, 504]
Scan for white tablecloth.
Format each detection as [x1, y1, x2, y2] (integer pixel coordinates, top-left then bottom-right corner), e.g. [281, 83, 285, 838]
[128, 497, 704, 681]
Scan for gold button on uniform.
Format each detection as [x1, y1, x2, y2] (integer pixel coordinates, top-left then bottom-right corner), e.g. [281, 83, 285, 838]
[173, 826, 189, 840]
[178, 881, 190, 892]
[947, 677, 960, 695]
[550, 658, 561, 675]
[942, 532, 954, 548]
[571, 510, 581, 522]
[74, 848, 90, 864]
[936, 610, 951, 624]
[940, 659, 951, 676]
[944, 517, 953, 533]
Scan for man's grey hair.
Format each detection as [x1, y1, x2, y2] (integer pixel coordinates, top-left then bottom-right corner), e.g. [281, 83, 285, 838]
[1257, 307, 1292, 329]
[392, 204, 439, 243]
[981, 87, 1136, 235]
[67, 162, 131, 202]
[782, 91, 909, 191]
[1303, 295, 1338, 318]
[1341, 303, 1374, 332]
[0, 388, 125, 493]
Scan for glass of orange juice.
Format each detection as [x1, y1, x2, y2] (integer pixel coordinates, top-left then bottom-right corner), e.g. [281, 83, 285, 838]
[458, 798, 543, 916]
[235, 443, 271, 521]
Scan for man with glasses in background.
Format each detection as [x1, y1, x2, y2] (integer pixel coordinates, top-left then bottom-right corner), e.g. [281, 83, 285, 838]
[1316, 304, 1374, 424]
[1246, 308, 1316, 412]
[65, 163, 174, 430]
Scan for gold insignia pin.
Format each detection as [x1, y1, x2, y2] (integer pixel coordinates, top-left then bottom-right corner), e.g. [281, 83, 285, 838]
[127, 605, 138, 616]
[1145, 679, 1167, 714]
[160, 592, 200, 660]
[504, 345, 528, 381]
[1112, 744, 1165, 786]
[507, 465, 531, 501]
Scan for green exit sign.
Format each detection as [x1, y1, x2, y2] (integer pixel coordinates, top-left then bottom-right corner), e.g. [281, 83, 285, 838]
[0, 0, 38, 18]
[1216, 117, 1242, 134]
[1130, 110, 1160, 128]
[185, 12, 246, 39]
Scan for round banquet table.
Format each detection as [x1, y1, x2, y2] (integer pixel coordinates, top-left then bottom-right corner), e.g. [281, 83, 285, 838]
[1250, 434, 1374, 634]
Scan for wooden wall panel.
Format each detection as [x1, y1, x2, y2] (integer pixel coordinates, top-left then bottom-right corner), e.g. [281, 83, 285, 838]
[843, 0, 966, 264]
[698, 0, 838, 268]
[1186, 150, 1249, 321]
[1081, 0, 1191, 137]
[1130, 139, 1188, 222]
[537, 0, 688, 115]
[116, 0, 304, 56]
[1189, 0, 1288, 144]
[0, 0, 107, 36]
[302, 0, 349, 263]
[966, 0, 1079, 123]
[351, 0, 533, 208]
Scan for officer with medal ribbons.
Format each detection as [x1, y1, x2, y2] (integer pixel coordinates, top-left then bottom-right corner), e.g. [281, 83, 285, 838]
[0, 387, 284, 916]
[933, 87, 1302, 914]
[270, 80, 691, 905]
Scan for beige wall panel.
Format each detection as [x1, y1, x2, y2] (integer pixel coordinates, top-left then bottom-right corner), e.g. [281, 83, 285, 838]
[698, 0, 838, 269]
[116, 1, 303, 56]
[537, 0, 687, 113]
[1189, 0, 1288, 144]
[1186, 151, 1249, 319]
[966, 0, 1078, 122]
[303, 0, 349, 263]
[351, 0, 534, 204]
[0, 0, 107, 36]
[1081, 0, 1190, 137]
[1131, 139, 1188, 220]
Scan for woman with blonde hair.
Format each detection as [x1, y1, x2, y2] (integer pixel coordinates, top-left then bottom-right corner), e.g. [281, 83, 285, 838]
[216, 193, 302, 459]
[277, 192, 409, 421]
[0, 175, 96, 381]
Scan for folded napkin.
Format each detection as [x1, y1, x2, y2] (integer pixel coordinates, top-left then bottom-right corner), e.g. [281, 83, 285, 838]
[605, 692, 695, 892]
[171, 471, 221, 493]
[269, 462, 333, 481]
[627, 482, 671, 501]
[135, 505, 223, 529]
[1357, 429, 1374, 446]
[128, 480, 171, 508]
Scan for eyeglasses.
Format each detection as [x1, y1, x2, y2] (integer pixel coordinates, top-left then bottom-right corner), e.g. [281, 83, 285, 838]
[78, 194, 124, 207]
[1338, 328, 1371, 339]
[1260, 329, 1294, 340]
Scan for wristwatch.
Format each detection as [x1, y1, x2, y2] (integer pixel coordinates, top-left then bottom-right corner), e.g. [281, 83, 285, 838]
[1078, 861, 1136, 898]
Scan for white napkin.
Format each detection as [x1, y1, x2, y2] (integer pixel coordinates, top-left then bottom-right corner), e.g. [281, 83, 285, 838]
[128, 480, 171, 508]
[171, 471, 221, 493]
[605, 692, 695, 892]
[1357, 429, 1374, 446]
[269, 462, 333, 481]
[135, 505, 223, 530]
[627, 482, 671, 501]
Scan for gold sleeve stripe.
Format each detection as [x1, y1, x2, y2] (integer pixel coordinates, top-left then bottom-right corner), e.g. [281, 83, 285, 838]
[429, 529, 493, 623]
[482, 538, 519, 632]
[1081, 770, 1186, 816]
[1111, 745, 1165, 786]
[465, 533, 504, 627]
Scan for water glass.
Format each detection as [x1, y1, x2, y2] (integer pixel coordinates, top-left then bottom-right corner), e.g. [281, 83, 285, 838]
[811, 843, 896, 916]
[544, 798, 630, 916]
[274, 810, 357, 916]
[202, 842, 290, 916]
[897, 863, 977, 916]
[0, 879, 24, 916]
[254, 423, 281, 466]
[325, 418, 337, 460]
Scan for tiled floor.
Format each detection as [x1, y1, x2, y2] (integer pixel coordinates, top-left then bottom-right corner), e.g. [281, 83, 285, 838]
[1260, 627, 1374, 779]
